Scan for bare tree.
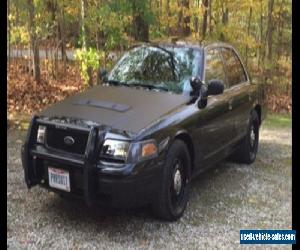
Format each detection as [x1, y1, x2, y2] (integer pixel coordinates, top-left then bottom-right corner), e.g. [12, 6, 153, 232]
[27, 0, 41, 83]
[258, 0, 264, 68]
[202, 0, 209, 39]
[219, 1, 229, 41]
[165, 0, 171, 35]
[80, 0, 93, 86]
[59, 5, 67, 72]
[276, 0, 285, 60]
[178, 0, 191, 37]
[8, 0, 11, 67]
[245, 5, 253, 66]
[131, 0, 149, 41]
[266, 0, 274, 61]
[209, 0, 212, 34]
[81, 0, 87, 50]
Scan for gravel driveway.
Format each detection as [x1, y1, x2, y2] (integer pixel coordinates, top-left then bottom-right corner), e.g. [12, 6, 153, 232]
[7, 122, 292, 249]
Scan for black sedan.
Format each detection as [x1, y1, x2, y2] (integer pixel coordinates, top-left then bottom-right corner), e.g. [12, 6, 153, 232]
[22, 41, 266, 221]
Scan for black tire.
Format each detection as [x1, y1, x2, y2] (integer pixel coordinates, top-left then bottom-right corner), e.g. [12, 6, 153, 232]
[152, 140, 191, 221]
[232, 110, 260, 164]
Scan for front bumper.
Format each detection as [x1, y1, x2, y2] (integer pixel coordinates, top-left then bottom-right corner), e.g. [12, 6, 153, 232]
[21, 116, 164, 207]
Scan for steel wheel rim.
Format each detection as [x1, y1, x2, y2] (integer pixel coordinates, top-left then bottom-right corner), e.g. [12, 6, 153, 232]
[170, 159, 186, 211]
[249, 123, 258, 159]
[250, 125, 256, 147]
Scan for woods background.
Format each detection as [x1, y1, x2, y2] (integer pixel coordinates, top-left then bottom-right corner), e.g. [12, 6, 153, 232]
[7, 0, 292, 122]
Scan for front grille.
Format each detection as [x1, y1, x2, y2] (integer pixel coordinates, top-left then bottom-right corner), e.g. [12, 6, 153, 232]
[46, 127, 89, 155]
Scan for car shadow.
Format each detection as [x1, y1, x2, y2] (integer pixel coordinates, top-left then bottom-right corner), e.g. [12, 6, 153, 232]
[41, 162, 244, 224]
[39, 138, 290, 230]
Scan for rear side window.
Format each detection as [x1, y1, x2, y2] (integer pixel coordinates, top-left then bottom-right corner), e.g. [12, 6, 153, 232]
[205, 49, 227, 88]
[220, 48, 247, 87]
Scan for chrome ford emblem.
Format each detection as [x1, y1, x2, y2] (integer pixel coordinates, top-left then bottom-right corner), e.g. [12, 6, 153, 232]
[64, 136, 75, 146]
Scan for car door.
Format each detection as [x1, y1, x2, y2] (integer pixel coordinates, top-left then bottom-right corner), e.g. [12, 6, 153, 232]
[192, 47, 236, 168]
[219, 47, 253, 141]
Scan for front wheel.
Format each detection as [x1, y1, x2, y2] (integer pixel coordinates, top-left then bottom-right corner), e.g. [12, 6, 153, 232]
[152, 140, 191, 221]
[232, 110, 260, 164]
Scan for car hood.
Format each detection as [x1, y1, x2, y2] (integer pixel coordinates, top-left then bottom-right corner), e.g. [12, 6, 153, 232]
[40, 85, 189, 133]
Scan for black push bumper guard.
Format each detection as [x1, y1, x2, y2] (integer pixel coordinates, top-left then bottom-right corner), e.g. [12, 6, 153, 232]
[22, 115, 106, 207]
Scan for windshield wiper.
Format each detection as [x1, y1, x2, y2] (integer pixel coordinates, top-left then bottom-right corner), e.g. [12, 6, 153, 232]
[130, 83, 169, 92]
[105, 79, 168, 92]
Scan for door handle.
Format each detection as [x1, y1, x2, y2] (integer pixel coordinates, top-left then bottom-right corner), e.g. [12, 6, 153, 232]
[228, 100, 233, 110]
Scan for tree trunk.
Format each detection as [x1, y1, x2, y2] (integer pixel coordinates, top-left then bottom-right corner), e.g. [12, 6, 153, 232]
[80, 0, 93, 87]
[178, 1, 183, 35]
[15, 0, 20, 68]
[195, 0, 200, 34]
[27, 0, 41, 84]
[258, 0, 263, 68]
[95, 0, 101, 51]
[81, 0, 87, 50]
[55, 14, 60, 80]
[219, 3, 229, 41]
[8, 0, 11, 68]
[16, 0, 19, 24]
[132, 0, 149, 41]
[277, 0, 284, 60]
[177, 0, 191, 37]
[54, 2, 60, 80]
[59, 5, 67, 73]
[202, 0, 208, 39]
[245, 6, 253, 66]
[266, 0, 274, 61]
[166, 0, 171, 35]
[222, 7, 229, 25]
[156, 0, 161, 33]
[182, 0, 191, 36]
[160, 0, 163, 28]
[209, 0, 212, 34]
[133, 15, 149, 41]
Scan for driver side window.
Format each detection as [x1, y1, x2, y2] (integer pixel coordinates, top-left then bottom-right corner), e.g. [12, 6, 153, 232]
[205, 49, 228, 89]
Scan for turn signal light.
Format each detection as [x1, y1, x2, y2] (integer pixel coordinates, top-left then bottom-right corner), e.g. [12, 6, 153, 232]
[142, 142, 157, 158]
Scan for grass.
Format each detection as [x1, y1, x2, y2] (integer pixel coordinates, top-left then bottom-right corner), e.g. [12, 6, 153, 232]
[263, 113, 292, 129]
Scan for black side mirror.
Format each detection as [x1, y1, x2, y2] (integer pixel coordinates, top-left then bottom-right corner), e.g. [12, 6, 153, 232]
[189, 77, 208, 109]
[207, 79, 224, 96]
[97, 69, 108, 84]
[189, 76, 202, 97]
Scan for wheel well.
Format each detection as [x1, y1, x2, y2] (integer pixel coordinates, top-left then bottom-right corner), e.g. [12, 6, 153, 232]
[175, 133, 195, 170]
[254, 104, 262, 125]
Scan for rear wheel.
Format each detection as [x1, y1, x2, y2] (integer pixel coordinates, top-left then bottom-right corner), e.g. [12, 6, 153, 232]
[152, 140, 191, 221]
[232, 111, 259, 164]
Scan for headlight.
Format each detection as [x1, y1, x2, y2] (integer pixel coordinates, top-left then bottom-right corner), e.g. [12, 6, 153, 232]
[100, 139, 158, 163]
[101, 139, 130, 160]
[37, 125, 46, 144]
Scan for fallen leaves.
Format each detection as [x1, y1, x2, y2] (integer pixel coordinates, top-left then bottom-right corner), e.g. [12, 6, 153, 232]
[7, 62, 85, 116]
[267, 95, 291, 114]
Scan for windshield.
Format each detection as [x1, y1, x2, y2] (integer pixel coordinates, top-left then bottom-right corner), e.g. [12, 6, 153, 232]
[108, 45, 202, 94]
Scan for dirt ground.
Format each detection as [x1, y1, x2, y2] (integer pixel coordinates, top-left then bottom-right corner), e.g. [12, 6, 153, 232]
[7, 119, 292, 249]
